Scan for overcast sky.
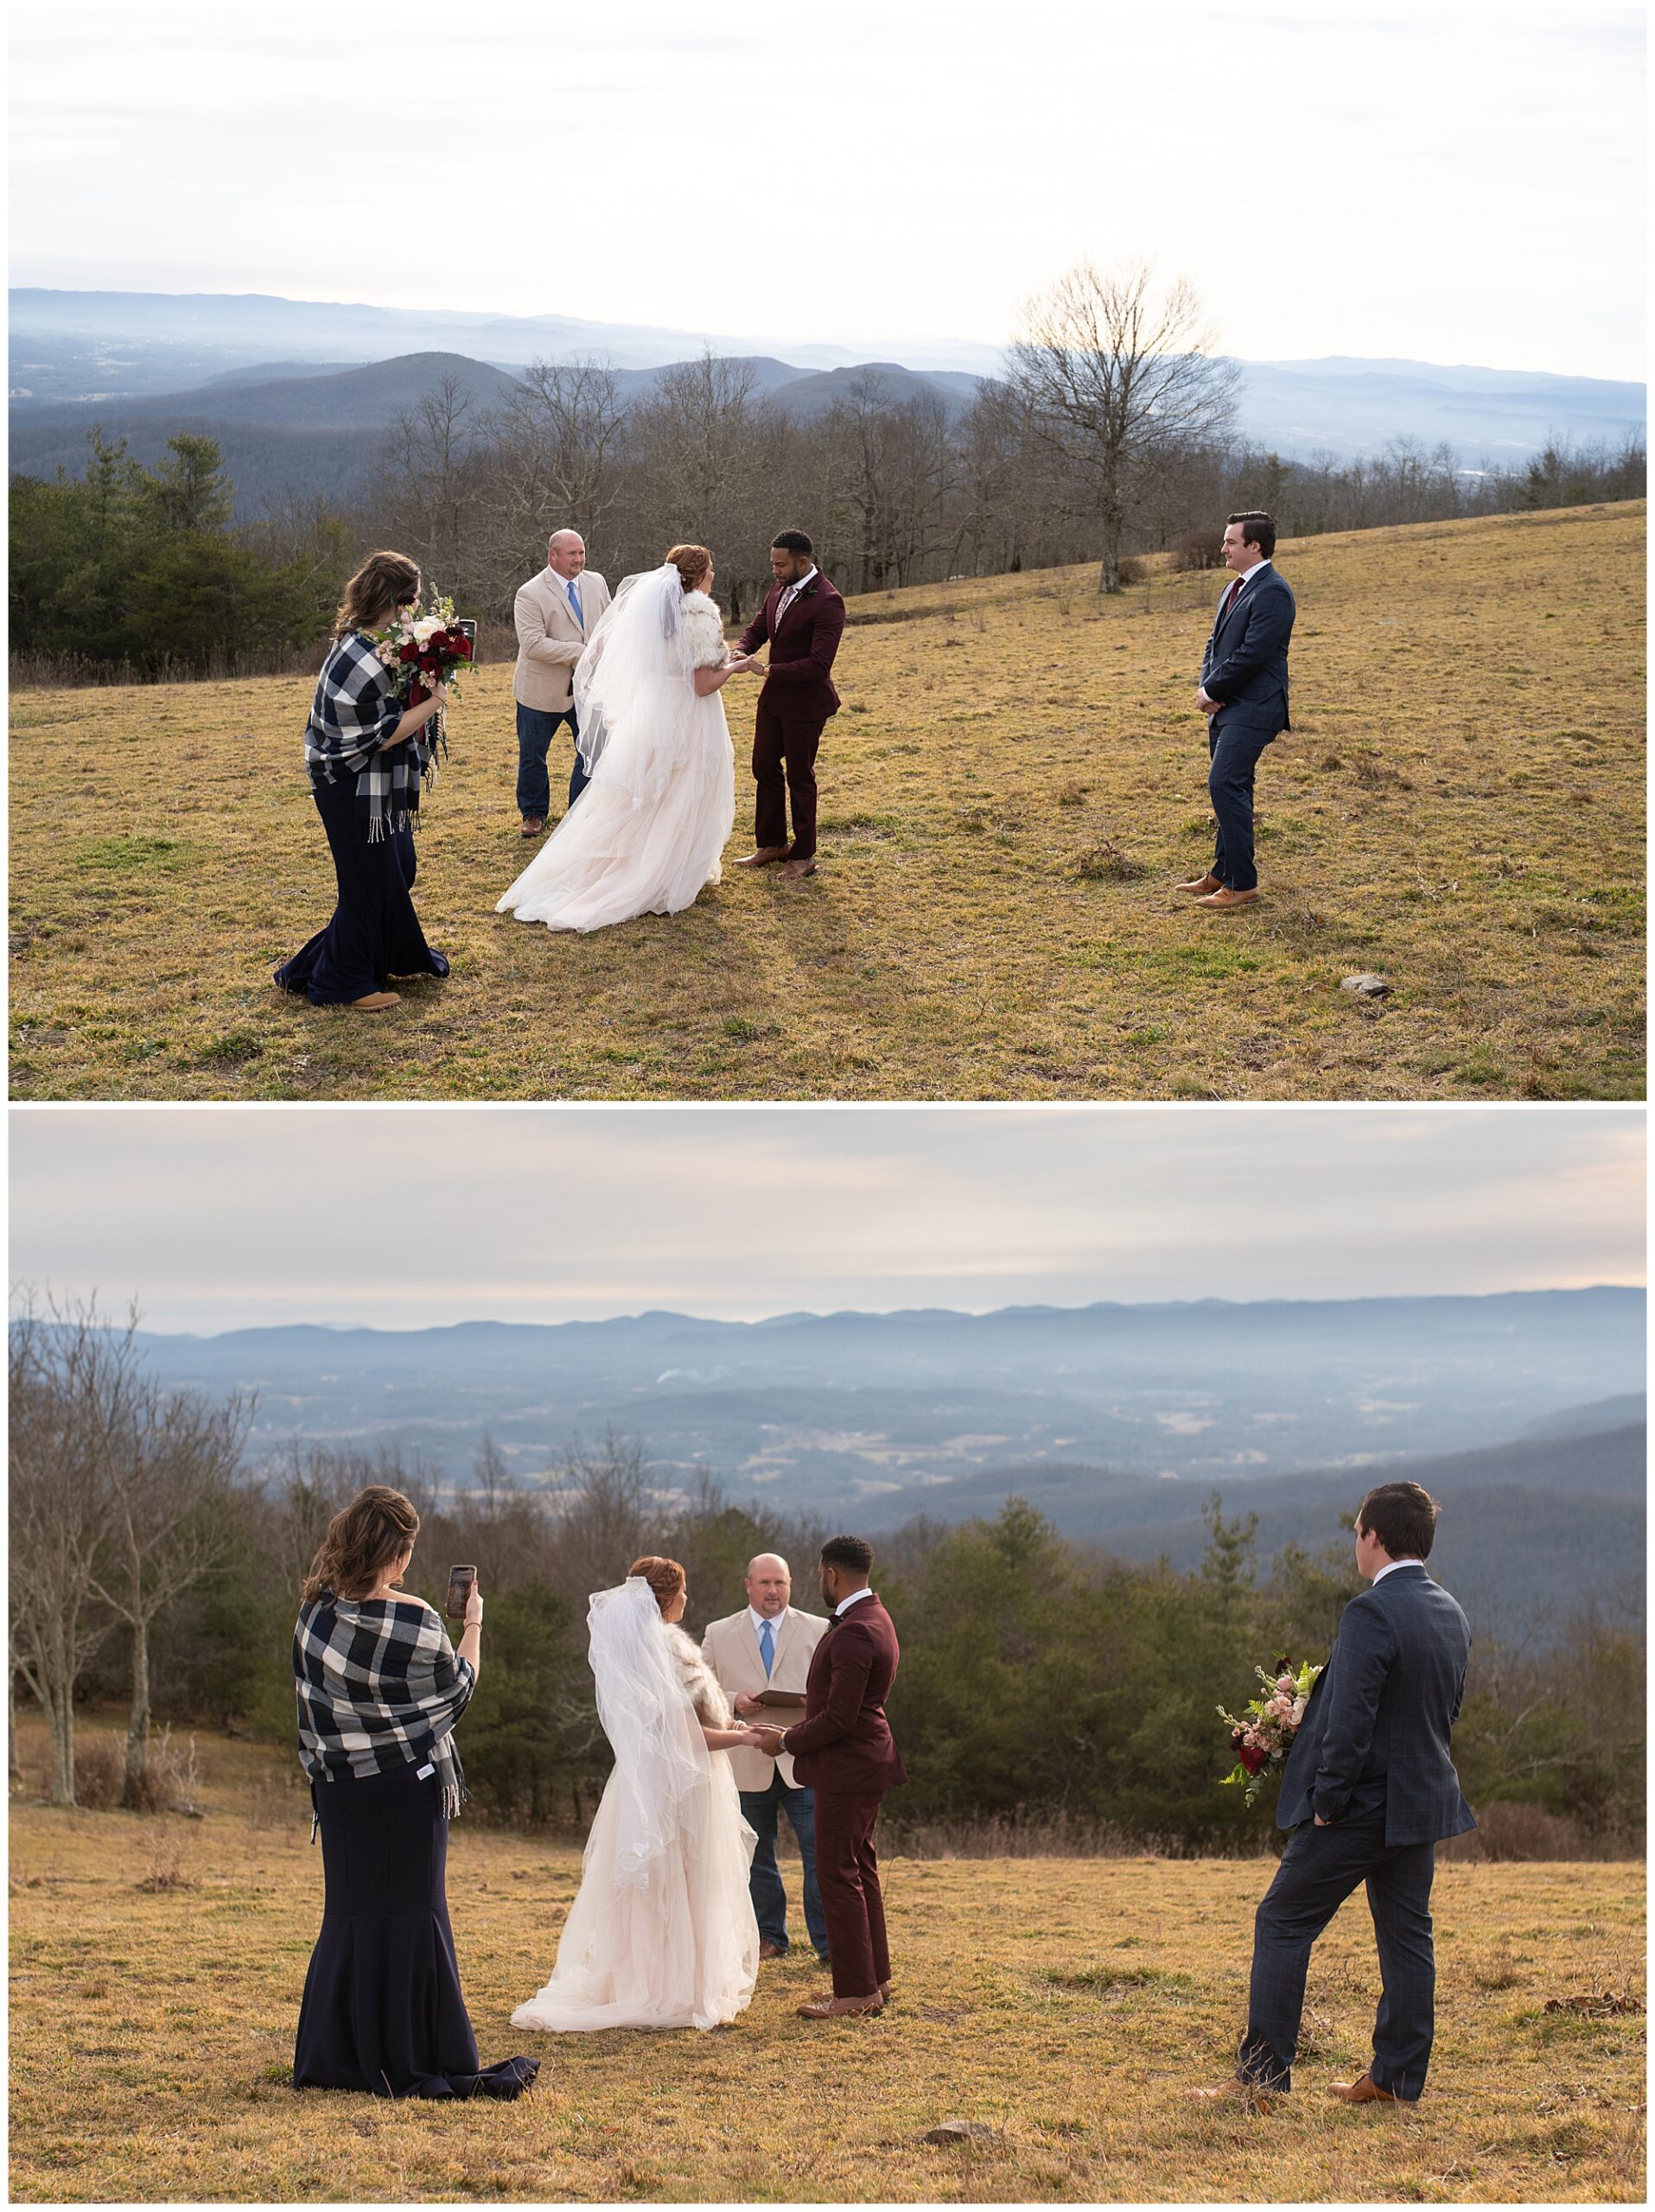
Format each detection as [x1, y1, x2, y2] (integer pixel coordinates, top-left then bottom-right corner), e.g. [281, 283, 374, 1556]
[8, 1107, 1642, 1335]
[10, 3, 1645, 378]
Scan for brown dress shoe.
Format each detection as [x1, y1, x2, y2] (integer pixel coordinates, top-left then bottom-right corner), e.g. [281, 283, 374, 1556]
[345, 991, 400, 1011]
[519, 817, 544, 837]
[758, 1940, 785, 1961]
[797, 1993, 884, 2018]
[1177, 872, 1223, 894]
[779, 855, 818, 880]
[1327, 2074, 1403, 2105]
[734, 846, 789, 868]
[1197, 886, 1260, 910]
[1189, 2076, 1278, 2113]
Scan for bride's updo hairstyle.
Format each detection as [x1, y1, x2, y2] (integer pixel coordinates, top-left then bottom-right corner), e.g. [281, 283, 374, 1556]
[629, 1555, 687, 1613]
[302, 1484, 421, 1603]
[665, 543, 712, 593]
[334, 550, 421, 638]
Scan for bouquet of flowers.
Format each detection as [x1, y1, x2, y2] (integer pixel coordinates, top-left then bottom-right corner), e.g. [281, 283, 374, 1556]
[371, 586, 474, 715]
[1218, 1655, 1323, 1808]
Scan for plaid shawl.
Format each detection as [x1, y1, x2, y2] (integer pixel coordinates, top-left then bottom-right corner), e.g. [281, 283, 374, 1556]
[294, 1592, 474, 1827]
[302, 631, 444, 843]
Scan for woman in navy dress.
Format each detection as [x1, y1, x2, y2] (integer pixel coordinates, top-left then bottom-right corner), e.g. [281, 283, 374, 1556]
[292, 1484, 537, 2101]
[275, 551, 451, 1011]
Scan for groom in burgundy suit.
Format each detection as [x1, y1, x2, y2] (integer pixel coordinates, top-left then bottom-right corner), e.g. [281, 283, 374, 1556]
[752, 1534, 905, 2017]
[731, 529, 846, 880]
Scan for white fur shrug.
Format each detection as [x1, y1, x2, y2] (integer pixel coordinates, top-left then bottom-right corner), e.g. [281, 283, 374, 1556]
[679, 589, 729, 671]
[665, 1623, 733, 1726]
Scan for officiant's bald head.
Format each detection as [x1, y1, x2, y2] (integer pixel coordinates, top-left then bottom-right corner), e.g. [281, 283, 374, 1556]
[745, 1554, 791, 1616]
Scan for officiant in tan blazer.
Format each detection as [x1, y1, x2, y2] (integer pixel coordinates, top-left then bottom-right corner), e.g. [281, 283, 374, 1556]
[512, 528, 612, 836]
[701, 1554, 831, 1962]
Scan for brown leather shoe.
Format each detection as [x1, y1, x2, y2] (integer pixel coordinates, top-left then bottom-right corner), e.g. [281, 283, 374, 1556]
[759, 1940, 786, 1961]
[1198, 887, 1260, 910]
[735, 846, 789, 868]
[1327, 2074, 1403, 2106]
[877, 1980, 892, 2001]
[1177, 873, 1223, 894]
[1189, 2076, 1278, 2113]
[797, 1993, 884, 2018]
[779, 855, 818, 880]
[519, 816, 544, 837]
[345, 991, 400, 1011]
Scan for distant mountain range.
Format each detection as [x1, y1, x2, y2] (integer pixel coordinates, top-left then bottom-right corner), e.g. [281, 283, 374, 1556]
[109, 1288, 1645, 1637]
[9, 289, 1645, 513]
[115, 1284, 1642, 1489]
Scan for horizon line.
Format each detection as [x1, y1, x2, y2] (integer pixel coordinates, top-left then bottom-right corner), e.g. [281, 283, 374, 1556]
[8, 283, 1645, 390]
[22, 1281, 1645, 1340]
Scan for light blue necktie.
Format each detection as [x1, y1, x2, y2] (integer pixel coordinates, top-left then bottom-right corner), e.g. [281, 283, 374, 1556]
[567, 578, 583, 627]
[759, 1618, 774, 1679]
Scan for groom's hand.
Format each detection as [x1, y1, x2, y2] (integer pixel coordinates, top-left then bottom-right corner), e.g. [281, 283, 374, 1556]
[1196, 688, 1219, 715]
[750, 1726, 786, 1757]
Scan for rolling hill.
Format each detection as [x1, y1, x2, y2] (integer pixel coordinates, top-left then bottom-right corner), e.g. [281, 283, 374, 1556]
[10, 285, 1645, 505]
[87, 1294, 1647, 1639]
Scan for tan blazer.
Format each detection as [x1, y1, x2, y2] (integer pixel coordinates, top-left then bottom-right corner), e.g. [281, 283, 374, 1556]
[512, 565, 611, 713]
[701, 1605, 829, 1795]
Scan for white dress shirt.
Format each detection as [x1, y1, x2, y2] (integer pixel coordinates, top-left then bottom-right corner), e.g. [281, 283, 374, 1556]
[1372, 1557, 1424, 1586]
[835, 1586, 875, 1617]
[775, 564, 817, 627]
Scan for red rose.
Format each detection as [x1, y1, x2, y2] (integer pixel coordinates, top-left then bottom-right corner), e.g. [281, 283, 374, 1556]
[1238, 1744, 1267, 1777]
[398, 641, 419, 664]
[453, 632, 474, 658]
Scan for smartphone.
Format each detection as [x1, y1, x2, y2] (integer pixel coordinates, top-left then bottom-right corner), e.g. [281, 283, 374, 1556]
[445, 1565, 477, 1620]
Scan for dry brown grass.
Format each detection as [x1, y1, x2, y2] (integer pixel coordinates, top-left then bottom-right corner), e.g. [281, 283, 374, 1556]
[8, 1721, 1646, 2202]
[7, 501, 1645, 1100]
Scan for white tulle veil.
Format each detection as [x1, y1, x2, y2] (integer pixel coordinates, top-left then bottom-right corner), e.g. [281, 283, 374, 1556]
[585, 1576, 708, 1891]
[573, 564, 700, 806]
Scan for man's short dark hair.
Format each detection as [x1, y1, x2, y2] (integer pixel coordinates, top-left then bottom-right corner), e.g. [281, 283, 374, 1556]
[1357, 1482, 1441, 1561]
[1226, 510, 1276, 559]
[820, 1534, 873, 1576]
[772, 529, 813, 557]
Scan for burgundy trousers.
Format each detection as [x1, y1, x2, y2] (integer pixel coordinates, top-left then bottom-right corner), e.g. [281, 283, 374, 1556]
[813, 1789, 889, 1998]
[753, 699, 827, 859]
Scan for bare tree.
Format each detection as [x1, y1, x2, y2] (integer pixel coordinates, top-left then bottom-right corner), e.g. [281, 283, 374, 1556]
[8, 1295, 133, 1806]
[1005, 258, 1239, 592]
[379, 371, 486, 589]
[478, 356, 627, 596]
[88, 1383, 250, 1805]
[626, 353, 793, 620]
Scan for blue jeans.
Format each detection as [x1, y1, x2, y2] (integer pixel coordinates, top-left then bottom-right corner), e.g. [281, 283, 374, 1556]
[515, 702, 585, 820]
[1207, 715, 1278, 892]
[738, 1773, 829, 1959]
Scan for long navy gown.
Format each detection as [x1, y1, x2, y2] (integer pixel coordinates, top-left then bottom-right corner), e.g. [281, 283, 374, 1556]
[293, 1762, 536, 2101]
[275, 774, 449, 1005]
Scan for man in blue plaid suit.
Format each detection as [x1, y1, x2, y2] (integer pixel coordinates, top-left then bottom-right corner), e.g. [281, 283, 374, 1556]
[1197, 1480, 1474, 2110]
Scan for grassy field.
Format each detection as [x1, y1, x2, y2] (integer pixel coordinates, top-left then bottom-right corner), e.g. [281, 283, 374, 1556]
[8, 500, 1645, 1101]
[9, 1724, 1645, 2202]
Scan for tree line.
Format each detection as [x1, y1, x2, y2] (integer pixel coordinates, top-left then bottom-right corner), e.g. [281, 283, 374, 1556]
[10, 1299, 1644, 1853]
[10, 261, 1645, 683]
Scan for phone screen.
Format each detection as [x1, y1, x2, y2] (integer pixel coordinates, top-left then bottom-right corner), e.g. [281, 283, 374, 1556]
[446, 1567, 476, 1619]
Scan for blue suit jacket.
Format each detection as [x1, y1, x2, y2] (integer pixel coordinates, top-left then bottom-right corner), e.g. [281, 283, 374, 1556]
[1276, 1562, 1475, 1847]
[1200, 563, 1295, 731]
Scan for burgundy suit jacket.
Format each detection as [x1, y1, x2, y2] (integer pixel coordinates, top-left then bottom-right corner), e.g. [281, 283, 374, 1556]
[782, 1593, 907, 1796]
[736, 570, 845, 722]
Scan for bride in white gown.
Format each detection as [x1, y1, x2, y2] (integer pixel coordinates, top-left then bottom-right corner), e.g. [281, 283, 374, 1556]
[496, 545, 756, 933]
[512, 1560, 764, 2034]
